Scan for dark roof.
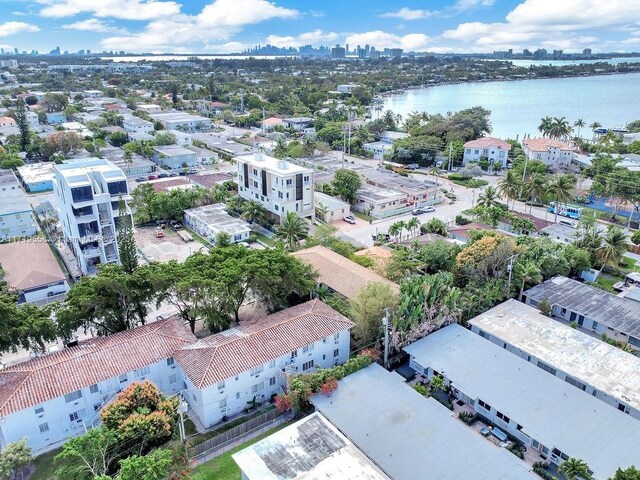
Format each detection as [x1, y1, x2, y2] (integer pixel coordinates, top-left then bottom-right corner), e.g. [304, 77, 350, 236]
[524, 276, 640, 338]
[189, 172, 232, 189]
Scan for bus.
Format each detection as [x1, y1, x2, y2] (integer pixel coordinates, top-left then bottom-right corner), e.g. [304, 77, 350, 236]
[547, 202, 582, 220]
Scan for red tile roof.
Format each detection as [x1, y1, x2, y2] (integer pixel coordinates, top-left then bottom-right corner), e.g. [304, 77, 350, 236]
[523, 138, 576, 152]
[463, 137, 512, 150]
[0, 319, 196, 416]
[174, 300, 354, 388]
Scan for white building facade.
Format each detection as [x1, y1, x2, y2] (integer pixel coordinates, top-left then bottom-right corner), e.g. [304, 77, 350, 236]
[522, 138, 576, 167]
[236, 152, 314, 222]
[123, 116, 154, 134]
[53, 158, 133, 275]
[463, 137, 512, 167]
[0, 169, 38, 240]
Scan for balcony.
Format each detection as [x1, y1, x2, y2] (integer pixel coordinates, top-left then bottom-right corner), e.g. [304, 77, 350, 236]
[99, 215, 111, 226]
[82, 247, 102, 259]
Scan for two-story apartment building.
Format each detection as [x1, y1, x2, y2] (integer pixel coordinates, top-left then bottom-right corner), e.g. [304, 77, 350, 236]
[122, 116, 154, 134]
[174, 300, 353, 428]
[53, 158, 133, 275]
[152, 145, 197, 170]
[236, 152, 314, 222]
[469, 299, 640, 419]
[0, 169, 38, 240]
[0, 319, 196, 453]
[522, 138, 576, 167]
[149, 111, 211, 132]
[404, 325, 640, 479]
[522, 276, 640, 350]
[463, 137, 512, 167]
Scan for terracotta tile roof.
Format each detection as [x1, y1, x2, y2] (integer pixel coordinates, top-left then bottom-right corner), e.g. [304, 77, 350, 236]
[263, 117, 283, 126]
[292, 246, 399, 299]
[463, 137, 512, 150]
[150, 178, 190, 193]
[0, 319, 196, 416]
[174, 300, 354, 389]
[510, 211, 553, 231]
[0, 242, 66, 291]
[523, 138, 576, 152]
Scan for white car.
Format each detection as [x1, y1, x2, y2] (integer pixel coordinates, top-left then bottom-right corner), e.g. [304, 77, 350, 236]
[343, 215, 356, 224]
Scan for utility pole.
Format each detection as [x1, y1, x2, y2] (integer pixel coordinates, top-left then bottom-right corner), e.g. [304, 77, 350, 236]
[382, 308, 390, 369]
[239, 89, 245, 112]
[177, 394, 186, 444]
[447, 142, 453, 171]
[518, 133, 528, 203]
[262, 107, 265, 134]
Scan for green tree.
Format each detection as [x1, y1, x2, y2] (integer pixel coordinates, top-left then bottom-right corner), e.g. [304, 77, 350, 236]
[130, 183, 157, 224]
[574, 118, 586, 139]
[597, 226, 628, 273]
[476, 185, 500, 208]
[55, 429, 120, 480]
[350, 282, 399, 346]
[241, 200, 267, 227]
[515, 261, 542, 301]
[497, 170, 521, 210]
[14, 98, 30, 152]
[558, 458, 592, 480]
[274, 212, 309, 250]
[0, 439, 32, 480]
[547, 174, 575, 223]
[0, 295, 56, 354]
[522, 173, 548, 213]
[420, 218, 448, 236]
[117, 198, 138, 274]
[153, 132, 176, 146]
[0, 154, 25, 170]
[214, 231, 232, 247]
[609, 466, 640, 480]
[331, 169, 361, 204]
[117, 449, 173, 480]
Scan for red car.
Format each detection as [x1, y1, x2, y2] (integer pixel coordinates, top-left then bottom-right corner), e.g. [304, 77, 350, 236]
[147, 175, 158, 180]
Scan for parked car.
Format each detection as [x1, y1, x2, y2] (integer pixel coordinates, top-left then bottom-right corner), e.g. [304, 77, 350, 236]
[412, 209, 425, 215]
[135, 176, 147, 182]
[424, 206, 435, 212]
[187, 168, 198, 174]
[178, 171, 188, 176]
[405, 163, 419, 170]
[147, 175, 158, 180]
[168, 220, 183, 230]
[169, 172, 179, 177]
[157, 173, 169, 179]
[343, 215, 356, 224]
[154, 220, 166, 228]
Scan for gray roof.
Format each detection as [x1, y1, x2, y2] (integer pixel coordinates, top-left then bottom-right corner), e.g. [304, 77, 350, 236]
[311, 364, 536, 480]
[232, 413, 390, 480]
[0, 169, 32, 216]
[404, 325, 640, 479]
[523, 276, 640, 338]
[468, 299, 640, 413]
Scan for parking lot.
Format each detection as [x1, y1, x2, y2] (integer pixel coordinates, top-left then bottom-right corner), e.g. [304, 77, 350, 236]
[135, 226, 207, 263]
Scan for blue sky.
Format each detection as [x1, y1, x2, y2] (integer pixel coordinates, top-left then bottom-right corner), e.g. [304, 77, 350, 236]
[0, 0, 639, 54]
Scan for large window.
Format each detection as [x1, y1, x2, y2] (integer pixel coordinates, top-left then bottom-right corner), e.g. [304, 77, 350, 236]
[107, 181, 128, 196]
[537, 361, 557, 376]
[564, 376, 587, 391]
[64, 390, 82, 403]
[303, 360, 314, 371]
[71, 186, 93, 203]
[477, 399, 491, 411]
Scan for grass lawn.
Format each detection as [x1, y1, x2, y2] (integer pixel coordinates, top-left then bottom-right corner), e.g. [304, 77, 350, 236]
[30, 447, 74, 480]
[188, 407, 275, 448]
[191, 421, 292, 480]
[593, 273, 621, 293]
[352, 210, 373, 223]
[254, 232, 274, 246]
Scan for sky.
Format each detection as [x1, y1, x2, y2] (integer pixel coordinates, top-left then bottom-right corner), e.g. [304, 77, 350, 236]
[0, 0, 639, 54]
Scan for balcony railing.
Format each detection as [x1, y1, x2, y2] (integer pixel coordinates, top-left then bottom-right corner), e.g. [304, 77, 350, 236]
[99, 215, 111, 226]
[82, 247, 102, 258]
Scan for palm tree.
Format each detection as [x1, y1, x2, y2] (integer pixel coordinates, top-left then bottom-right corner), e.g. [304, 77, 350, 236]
[476, 186, 500, 208]
[497, 170, 521, 211]
[429, 166, 439, 185]
[382, 109, 397, 130]
[523, 173, 548, 213]
[547, 174, 575, 223]
[274, 212, 309, 250]
[516, 261, 542, 301]
[573, 119, 585, 139]
[406, 217, 421, 239]
[315, 202, 329, 222]
[589, 121, 601, 141]
[388, 221, 405, 242]
[549, 116, 572, 140]
[273, 139, 288, 159]
[123, 150, 134, 174]
[241, 200, 267, 227]
[597, 226, 628, 273]
[538, 116, 553, 137]
[558, 458, 591, 480]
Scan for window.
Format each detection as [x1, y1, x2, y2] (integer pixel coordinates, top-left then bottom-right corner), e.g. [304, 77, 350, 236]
[169, 374, 177, 384]
[537, 361, 557, 375]
[496, 411, 510, 424]
[119, 374, 128, 383]
[69, 411, 80, 422]
[217, 380, 225, 390]
[291, 350, 298, 359]
[236, 392, 240, 400]
[334, 348, 339, 357]
[192, 393, 198, 405]
[302, 344, 314, 353]
[268, 359, 276, 368]
[39, 423, 49, 433]
[303, 360, 314, 371]
[35, 407, 44, 415]
[135, 366, 150, 378]
[94, 403, 101, 412]
[219, 398, 227, 409]
[477, 399, 491, 411]
[107, 181, 127, 196]
[564, 376, 586, 391]
[64, 390, 82, 403]
[478, 330, 488, 339]
[89, 384, 99, 394]
[250, 365, 264, 375]
[166, 358, 175, 366]
[322, 354, 326, 360]
[251, 381, 264, 394]
[334, 333, 339, 344]
[269, 377, 276, 386]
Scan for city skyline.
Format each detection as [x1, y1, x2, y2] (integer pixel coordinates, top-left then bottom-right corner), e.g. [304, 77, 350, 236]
[0, 0, 639, 55]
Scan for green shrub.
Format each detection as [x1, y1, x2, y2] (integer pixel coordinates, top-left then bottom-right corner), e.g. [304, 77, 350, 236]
[455, 215, 471, 226]
[458, 411, 476, 425]
[631, 230, 640, 245]
[414, 384, 429, 397]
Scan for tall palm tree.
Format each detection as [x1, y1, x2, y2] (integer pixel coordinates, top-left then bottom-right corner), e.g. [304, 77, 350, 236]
[406, 217, 421, 239]
[549, 116, 572, 140]
[476, 186, 500, 208]
[382, 109, 397, 130]
[274, 212, 309, 250]
[516, 261, 542, 301]
[589, 121, 601, 141]
[597, 226, 628, 273]
[538, 116, 553, 137]
[388, 221, 405, 242]
[573, 119, 585, 140]
[523, 173, 548, 213]
[241, 200, 267, 227]
[547, 174, 575, 223]
[558, 458, 591, 480]
[497, 170, 521, 211]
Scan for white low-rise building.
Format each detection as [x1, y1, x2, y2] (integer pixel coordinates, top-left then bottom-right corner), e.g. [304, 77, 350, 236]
[174, 300, 353, 428]
[183, 203, 251, 244]
[463, 137, 512, 167]
[522, 138, 576, 167]
[17, 163, 55, 192]
[236, 152, 314, 222]
[152, 145, 197, 170]
[136, 104, 162, 114]
[0, 169, 38, 240]
[363, 140, 393, 161]
[0, 319, 196, 453]
[149, 111, 211, 132]
[314, 191, 351, 223]
[122, 116, 154, 134]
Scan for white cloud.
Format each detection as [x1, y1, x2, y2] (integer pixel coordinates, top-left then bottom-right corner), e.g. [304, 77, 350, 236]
[441, 0, 640, 51]
[266, 30, 339, 47]
[380, 7, 438, 20]
[309, 10, 324, 18]
[12, 12, 27, 16]
[101, 0, 298, 52]
[37, 0, 181, 20]
[454, 0, 495, 11]
[345, 31, 431, 51]
[62, 18, 127, 33]
[0, 21, 40, 37]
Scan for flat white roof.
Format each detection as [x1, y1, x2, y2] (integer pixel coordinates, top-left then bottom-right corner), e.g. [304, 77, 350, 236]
[54, 158, 127, 184]
[150, 111, 210, 122]
[232, 412, 390, 480]
[404, 325, 640, 479]
[469, 299, 640, 413]
[235, 152, 312, 175]
[17, 163, 55, 184]
[184, 203, 251, 236]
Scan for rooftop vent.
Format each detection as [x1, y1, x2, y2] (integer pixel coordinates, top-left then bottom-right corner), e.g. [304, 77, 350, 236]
[255, 152, 265, 161]
[277, 160, 289, 170]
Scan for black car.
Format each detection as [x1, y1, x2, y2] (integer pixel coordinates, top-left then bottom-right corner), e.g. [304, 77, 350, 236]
[168, 220, 183, 230]
[169, 172, 179, 177]
[157, 173, 169, 178]
[135, 176, 147, 182]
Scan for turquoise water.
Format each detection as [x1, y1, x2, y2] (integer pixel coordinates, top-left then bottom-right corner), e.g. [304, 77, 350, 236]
[380, 73, 640, 140]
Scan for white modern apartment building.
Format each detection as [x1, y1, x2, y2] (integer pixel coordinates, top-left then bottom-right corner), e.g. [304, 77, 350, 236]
[0, 169, 38, 241]
[0, 319, 196, 453]
[174, 300, 353, 428]
[53, 158, 133, 275]
[469, 299, 640, 419]
[463, 137, 512, 167]
[522, 138, 576, 167]
[236, 152, 315, 222]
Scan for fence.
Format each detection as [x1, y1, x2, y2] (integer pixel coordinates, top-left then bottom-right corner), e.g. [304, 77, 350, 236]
[189, 408, 287, 459]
